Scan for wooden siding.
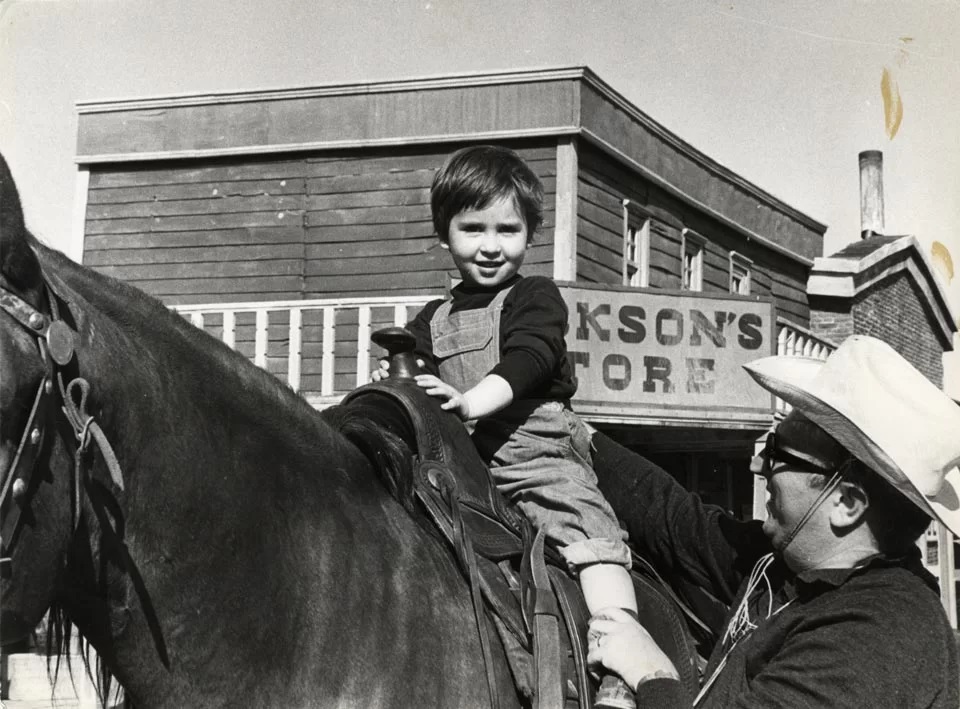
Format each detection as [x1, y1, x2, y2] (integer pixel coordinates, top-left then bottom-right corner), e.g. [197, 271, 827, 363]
[77, 68, 824, 271]
[84, 142, 558, 303]
[84, 157, 309, 304]
[574, 144, 811, 326]
[301, 144, 556, 296]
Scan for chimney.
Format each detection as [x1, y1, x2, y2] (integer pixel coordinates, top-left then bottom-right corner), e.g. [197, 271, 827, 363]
[859, 150, 885, 238]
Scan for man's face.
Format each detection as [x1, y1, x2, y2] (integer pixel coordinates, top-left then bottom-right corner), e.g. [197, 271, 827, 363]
[758, 454, 837, 570]
[762, 462, 825, 545]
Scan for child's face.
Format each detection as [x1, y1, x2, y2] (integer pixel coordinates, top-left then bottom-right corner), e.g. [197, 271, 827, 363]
[443, 196, 529, 289]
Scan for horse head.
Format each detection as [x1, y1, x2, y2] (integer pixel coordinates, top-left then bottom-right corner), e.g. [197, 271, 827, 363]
[0, 153, 79, 646]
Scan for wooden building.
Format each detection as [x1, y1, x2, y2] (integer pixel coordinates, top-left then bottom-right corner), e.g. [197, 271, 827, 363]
[72, 66, 833, 517]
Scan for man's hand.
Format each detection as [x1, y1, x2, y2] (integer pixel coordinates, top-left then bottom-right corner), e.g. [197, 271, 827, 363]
[415, 374, 471, 420]
[587, 607, 680, 691]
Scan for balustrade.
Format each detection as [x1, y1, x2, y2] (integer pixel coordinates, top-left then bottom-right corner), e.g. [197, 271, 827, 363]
[173, 295, 434, 407]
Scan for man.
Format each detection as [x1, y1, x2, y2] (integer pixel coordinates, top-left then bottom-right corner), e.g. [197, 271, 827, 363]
[587, 335, 960, 708]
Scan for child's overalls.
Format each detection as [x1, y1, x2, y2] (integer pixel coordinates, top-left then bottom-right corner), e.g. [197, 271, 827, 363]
[430, 285, 631, 572]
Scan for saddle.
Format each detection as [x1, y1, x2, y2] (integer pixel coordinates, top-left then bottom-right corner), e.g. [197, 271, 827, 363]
[342, 379, 702, 709]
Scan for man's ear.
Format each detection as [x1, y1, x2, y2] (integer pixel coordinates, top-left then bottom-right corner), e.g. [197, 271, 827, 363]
[830, 481, 869, 529]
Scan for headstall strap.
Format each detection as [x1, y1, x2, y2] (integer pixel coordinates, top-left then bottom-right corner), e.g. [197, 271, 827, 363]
[0, 276, 124, 573]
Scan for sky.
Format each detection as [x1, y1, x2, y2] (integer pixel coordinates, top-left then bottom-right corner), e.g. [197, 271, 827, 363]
[2, 0, 958, 394]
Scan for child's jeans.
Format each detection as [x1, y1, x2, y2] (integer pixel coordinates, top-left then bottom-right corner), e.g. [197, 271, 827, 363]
[472, 399, 631, 573]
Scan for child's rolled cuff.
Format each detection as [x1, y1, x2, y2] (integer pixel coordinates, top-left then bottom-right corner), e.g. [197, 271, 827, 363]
[561, 538, 632, 575]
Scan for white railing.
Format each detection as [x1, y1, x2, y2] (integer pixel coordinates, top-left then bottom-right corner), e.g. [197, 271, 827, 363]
[774, 317, 838, 415]
[173, 301, 840, 416]
[173, 295, 435, 407]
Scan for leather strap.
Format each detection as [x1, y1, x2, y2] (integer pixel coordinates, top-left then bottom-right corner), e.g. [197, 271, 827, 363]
[432, 466, 501, 709]
[529, 528, 563, 709]
[548, 568, 592, 708]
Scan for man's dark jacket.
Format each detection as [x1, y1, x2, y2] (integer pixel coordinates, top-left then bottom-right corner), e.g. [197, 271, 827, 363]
[592, 433, 959, 709]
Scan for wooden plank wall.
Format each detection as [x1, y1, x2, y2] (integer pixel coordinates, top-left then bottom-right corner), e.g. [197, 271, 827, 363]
[85, 157, 310, 304]
[83, 141, 559, 393]
[302, 142, 557, 296]
[575, 145, 810, 325]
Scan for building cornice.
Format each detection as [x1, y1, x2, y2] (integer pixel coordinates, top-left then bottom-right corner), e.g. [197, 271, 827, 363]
[75, 66, 588, 113]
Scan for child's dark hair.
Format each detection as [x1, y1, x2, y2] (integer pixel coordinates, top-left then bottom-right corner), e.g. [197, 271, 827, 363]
[431, 145, 544, 241]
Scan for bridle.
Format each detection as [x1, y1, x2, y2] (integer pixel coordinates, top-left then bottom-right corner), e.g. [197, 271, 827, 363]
[0, 272, 124, 574]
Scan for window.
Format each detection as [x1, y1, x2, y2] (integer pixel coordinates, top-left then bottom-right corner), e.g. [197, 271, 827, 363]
[621, 200, 650, 287]
[680, 229, 704, 292]
[729, 251, 753, 295]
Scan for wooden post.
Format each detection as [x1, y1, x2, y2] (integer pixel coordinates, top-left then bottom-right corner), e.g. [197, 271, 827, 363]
[71, 166, 90, 264]
[553, 137, 578, 281]
[937, 523, 958, 628]
[321, 306, 335, 396]
[287, 307, 302, 392]
[751, 433, 768, 521]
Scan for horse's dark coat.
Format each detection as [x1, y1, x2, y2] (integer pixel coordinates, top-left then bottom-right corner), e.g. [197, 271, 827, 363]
[0, 153, 702, 708]
[0, 154, 520, 708]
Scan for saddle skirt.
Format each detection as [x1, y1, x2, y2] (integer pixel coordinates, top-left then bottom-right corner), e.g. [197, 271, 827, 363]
[341, 379, 701, 708]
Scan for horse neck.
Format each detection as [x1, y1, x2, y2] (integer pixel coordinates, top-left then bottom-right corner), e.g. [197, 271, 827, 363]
[47, 252, 349, 509]
[45, 251, 398, 690]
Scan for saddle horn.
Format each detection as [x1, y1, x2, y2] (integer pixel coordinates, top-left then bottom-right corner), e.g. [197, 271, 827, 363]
[371, 327, 422, 380]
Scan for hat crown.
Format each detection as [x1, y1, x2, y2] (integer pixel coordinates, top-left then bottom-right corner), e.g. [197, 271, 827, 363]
[744, 335, 960, 535]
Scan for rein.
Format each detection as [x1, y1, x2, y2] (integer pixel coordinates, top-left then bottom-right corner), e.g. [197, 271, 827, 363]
[0, 274, 125, 574]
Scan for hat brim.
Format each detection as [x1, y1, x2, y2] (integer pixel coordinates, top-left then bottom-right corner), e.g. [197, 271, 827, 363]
[744, 356, 960, 537]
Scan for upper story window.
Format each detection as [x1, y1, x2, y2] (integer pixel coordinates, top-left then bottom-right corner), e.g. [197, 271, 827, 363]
[729, 251, 753, 295]
[621, 200, 650, 288]
[680, 228, 704, 292]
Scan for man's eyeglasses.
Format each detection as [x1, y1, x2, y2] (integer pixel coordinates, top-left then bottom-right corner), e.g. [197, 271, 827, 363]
[753, 431, 835, 479]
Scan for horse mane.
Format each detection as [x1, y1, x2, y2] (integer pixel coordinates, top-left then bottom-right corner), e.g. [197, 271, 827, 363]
[322, 400, 417, 515]
[44, 607, 126, 709]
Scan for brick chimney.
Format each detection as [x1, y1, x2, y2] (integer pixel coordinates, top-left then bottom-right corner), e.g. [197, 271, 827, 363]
[805, 151, 957, 386]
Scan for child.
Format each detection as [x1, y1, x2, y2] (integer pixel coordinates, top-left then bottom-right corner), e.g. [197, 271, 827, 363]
[378, 145, 639, 709]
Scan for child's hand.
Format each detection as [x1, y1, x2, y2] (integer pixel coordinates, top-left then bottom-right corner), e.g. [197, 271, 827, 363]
[370, 358, 390, 382]
[415, 374, 471, 420]
[371, 357, 427, 381]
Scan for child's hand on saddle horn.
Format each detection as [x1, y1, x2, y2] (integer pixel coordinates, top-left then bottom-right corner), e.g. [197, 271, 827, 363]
[414, 374, 471, 420]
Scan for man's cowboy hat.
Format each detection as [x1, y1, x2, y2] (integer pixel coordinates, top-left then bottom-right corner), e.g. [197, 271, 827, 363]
[743, 335, 960, 537]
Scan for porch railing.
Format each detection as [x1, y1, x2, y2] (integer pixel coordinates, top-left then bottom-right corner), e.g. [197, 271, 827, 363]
[173, 301, 840, 414]
[172, 295, 435, 407]
[774, 317, 837, 415]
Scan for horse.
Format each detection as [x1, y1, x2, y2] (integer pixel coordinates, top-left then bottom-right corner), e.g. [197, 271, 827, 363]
[0, 153, 701, 708]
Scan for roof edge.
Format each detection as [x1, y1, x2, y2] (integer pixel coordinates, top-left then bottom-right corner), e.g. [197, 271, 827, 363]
[807, 235, 959, 345]
[578, 68, 828, 235]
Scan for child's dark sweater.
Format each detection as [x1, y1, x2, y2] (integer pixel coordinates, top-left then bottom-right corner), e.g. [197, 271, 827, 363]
[406, 274, 577, 402]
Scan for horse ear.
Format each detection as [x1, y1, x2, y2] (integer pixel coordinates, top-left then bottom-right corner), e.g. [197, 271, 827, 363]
[0, 152, 42, 292]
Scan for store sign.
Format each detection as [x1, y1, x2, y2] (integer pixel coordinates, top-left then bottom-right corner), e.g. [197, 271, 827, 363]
[560, 285, 775, 426]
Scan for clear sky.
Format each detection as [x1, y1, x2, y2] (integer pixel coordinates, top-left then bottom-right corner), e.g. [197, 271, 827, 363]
[2, 0, 958, 394]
